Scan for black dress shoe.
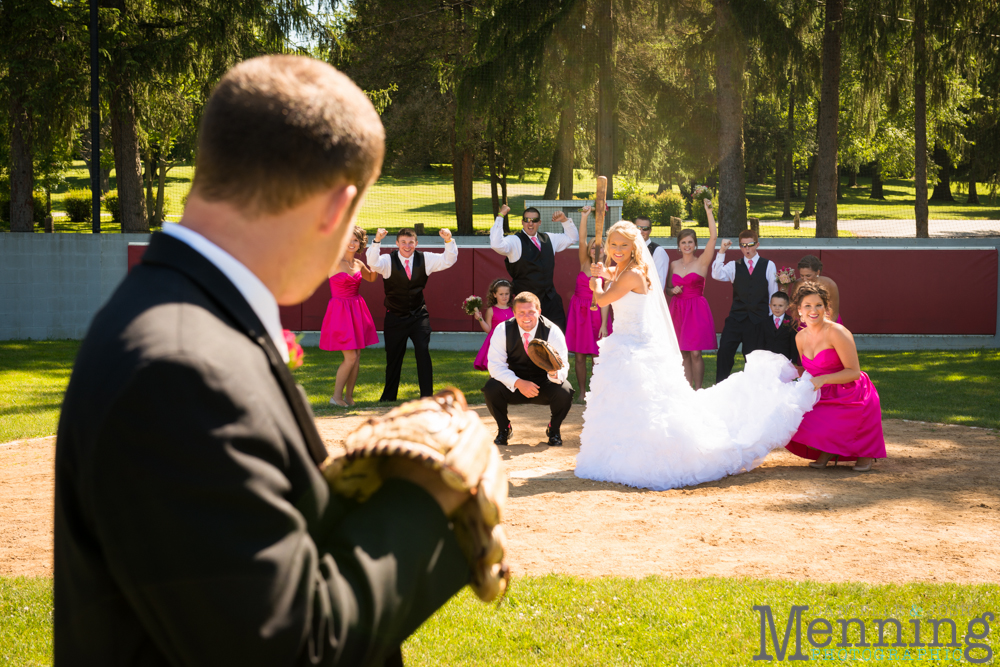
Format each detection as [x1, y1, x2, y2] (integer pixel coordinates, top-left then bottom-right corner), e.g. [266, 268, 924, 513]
[494, 423, 512, 446]
[545, 424, 562, 447]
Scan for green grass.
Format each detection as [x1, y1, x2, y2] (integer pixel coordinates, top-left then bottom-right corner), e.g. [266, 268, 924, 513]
[0, 577, 52, 667]
[8, 162, 997, 235]
[3, 343, 998, 440]
[3, 575, 996, 665]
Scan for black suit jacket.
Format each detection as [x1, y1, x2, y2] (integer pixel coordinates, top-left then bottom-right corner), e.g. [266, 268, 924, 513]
[762, 315, 801, 365]
[54, 233, 469, 666]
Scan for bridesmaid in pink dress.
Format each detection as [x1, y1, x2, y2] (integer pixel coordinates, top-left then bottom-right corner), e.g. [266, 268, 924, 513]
[786, 280, 885, 472]
[472, 279, 514, 370]
[565, 205, 610, 398]
[665, 199, 718, 389]
[319, 227, 378, 407]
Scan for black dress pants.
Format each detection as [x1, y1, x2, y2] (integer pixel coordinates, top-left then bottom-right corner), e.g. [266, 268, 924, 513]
[381, 310, 433, 401]
[540, 291, 567, 332]
[481, 377, 575, 434]
[715, 315, 765, 383]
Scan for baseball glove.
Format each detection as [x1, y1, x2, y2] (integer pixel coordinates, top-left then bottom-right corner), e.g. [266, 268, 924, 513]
[320, 388, 510, 602]
[527, 338, 564, 372]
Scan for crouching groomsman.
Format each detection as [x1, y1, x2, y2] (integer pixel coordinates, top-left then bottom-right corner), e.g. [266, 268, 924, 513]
[483, 292, 574, 447]
[368, 226, 457, 401]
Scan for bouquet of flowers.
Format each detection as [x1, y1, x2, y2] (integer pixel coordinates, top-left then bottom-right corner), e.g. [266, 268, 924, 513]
[462, 295, 483, 316]
[283, 329, 305, 371]
[691, 184, 713, 204]
[777, 266, 797, 292]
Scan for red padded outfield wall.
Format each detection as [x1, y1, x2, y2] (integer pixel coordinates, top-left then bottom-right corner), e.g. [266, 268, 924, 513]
[127, 245, 998, 336]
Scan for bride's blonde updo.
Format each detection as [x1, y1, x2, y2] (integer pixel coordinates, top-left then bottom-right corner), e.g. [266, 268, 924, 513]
[605, 220, 651, 289]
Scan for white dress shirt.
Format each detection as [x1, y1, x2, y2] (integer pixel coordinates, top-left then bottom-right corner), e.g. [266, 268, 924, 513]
[489, 216, 579, 262]
[162, 223, 289, 363]
[365, 240, 458, 278]
[711, 251, 779, 302]
[647, 241, 670, 291]
[487, 319, 570, 392]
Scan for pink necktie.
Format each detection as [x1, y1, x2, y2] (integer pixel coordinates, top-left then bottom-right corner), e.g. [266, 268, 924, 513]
[523, 332, 530, 352]
[531, 236, 541, 251]
[747, 258, 754, 274]
[404, 259, 412, 279]
[775, 316, 781, 329]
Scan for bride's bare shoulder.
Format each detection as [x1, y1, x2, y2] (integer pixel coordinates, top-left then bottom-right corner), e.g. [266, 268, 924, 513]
[624, 267, 649, 294]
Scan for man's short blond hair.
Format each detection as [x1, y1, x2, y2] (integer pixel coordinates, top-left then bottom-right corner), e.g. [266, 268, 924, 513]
[513, 292, 541, 310]
[191, 55, 385, 216]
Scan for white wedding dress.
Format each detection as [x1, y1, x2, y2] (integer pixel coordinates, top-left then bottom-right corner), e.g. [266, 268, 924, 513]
[575, 252, 818, 491]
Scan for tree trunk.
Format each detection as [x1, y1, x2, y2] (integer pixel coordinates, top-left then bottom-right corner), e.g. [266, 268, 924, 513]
[500, 161, 510, 234]
[801, 155, 817, 217]
[714, 0, 748, 237]
[107, 54, 148, 233]
[596, 0, 615, 198]
[543, 147, 561, 200]
[913, 0, 929, 238]
[558, 96, 575, 200]
[848, 166, 858, 188]
[967, 143, 980, 204]
[488, 140, 500, 217]
[782, 83, 795, 219]
[450, 117, 475, 235]
[774, 136, 784, 200]
[9, 94, 35, 232]
[144, 151, 155, 225]
[870, 160, 885, 199]
[156, 160, 168, 226]
[929, 142, 954, 201]
[815, 0, 843, 238]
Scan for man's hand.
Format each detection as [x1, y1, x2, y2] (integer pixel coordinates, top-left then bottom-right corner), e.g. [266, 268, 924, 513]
[439, 228, 453, 243]
[552, 211, 569, 224]
[547, 371, 559, 383]
[513, 379, 540, 398]
[719, 239, 732, 253]
[498, 204, 510, 218]
[375, 228, 389, 243]
[581, 205, 593, 215]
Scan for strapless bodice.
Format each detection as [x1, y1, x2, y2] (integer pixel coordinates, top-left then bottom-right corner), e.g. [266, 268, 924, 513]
[801, 348, 844, 376]
[573, 271, 595, 298]
[671, 272, 706, 298]
[329, 271, 362, 298]
[609, 290, 659, 339]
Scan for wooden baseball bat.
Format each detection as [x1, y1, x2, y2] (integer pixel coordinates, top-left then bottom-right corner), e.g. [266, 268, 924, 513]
[591, 176, 608, 311]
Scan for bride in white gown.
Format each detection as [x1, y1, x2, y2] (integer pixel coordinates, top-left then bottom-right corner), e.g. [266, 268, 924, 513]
[575, 220, 818, 490]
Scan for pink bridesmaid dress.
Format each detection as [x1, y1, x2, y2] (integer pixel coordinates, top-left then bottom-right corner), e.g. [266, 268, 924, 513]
[786, 348, 886, 462]
[668, 273, 717, 351]
[565, 271, 611, 356]
[474, 306, 514, 370]
[319, 272, 379, 351]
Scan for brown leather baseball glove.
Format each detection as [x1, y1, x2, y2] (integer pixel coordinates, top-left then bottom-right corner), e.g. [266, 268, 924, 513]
[320, 388, 510, 602]
[527, 338, 564, 373]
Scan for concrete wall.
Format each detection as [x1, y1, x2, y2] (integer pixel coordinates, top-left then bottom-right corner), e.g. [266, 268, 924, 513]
[2, 232, 999, 349]
[0, 234, 149, 340]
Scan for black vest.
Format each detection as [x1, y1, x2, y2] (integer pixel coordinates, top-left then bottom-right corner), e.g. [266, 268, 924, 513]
[646, 240, 661, 253]
[504, 316, 553, 384]
[730, 256, 771, 323]
[383, 251, 428, 315]
[505, 232, 556, 300]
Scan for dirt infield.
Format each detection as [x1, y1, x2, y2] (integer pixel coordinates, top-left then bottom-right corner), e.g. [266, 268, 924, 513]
[3, 408, 998, 583]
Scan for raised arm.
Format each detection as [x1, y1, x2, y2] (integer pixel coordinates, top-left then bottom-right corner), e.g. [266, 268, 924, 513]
[577, 205, 593, 267]
[366, 228, 393, 278]
[489, 205, 518, 258]
[711, 240, 735, 282]
[424, 229, 458, 274]
[549, 210, 580, 252]
[698, 200, 719, 271]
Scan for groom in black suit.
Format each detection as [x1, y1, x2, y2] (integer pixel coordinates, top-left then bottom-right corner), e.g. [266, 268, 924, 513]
[54, 56, 470, 667]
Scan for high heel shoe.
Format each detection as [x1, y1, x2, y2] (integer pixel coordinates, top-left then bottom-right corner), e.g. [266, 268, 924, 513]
[852, 457, 874, 472]
[809, 451, 835, 469]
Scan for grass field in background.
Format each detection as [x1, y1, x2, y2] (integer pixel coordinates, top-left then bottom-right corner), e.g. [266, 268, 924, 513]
[2, 342, 998, 443]
[2, 575, 997, 666]
[8, 161, 998, 235]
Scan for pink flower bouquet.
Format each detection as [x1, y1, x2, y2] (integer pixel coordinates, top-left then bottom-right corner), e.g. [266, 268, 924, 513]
[463, 295, 483, 316]
[283, 329, 304, 371]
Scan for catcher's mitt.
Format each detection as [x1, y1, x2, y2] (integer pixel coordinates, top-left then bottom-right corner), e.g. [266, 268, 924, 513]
[527, 338, 564, 372]
[320, 388, 509, 602]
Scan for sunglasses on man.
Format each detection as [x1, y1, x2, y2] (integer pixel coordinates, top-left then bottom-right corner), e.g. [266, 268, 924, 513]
[636, 225, 651, 232]
[740, 241, 757, 248]
[523, 217, 540, 223]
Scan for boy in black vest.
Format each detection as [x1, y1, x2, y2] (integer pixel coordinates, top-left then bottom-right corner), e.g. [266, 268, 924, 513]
[762, 291, 801, 366]
[482, 291, 574, 447]
[489, 204, 579, 331]
[367, 226, 457, 400]
[711, 229, 779, 382]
